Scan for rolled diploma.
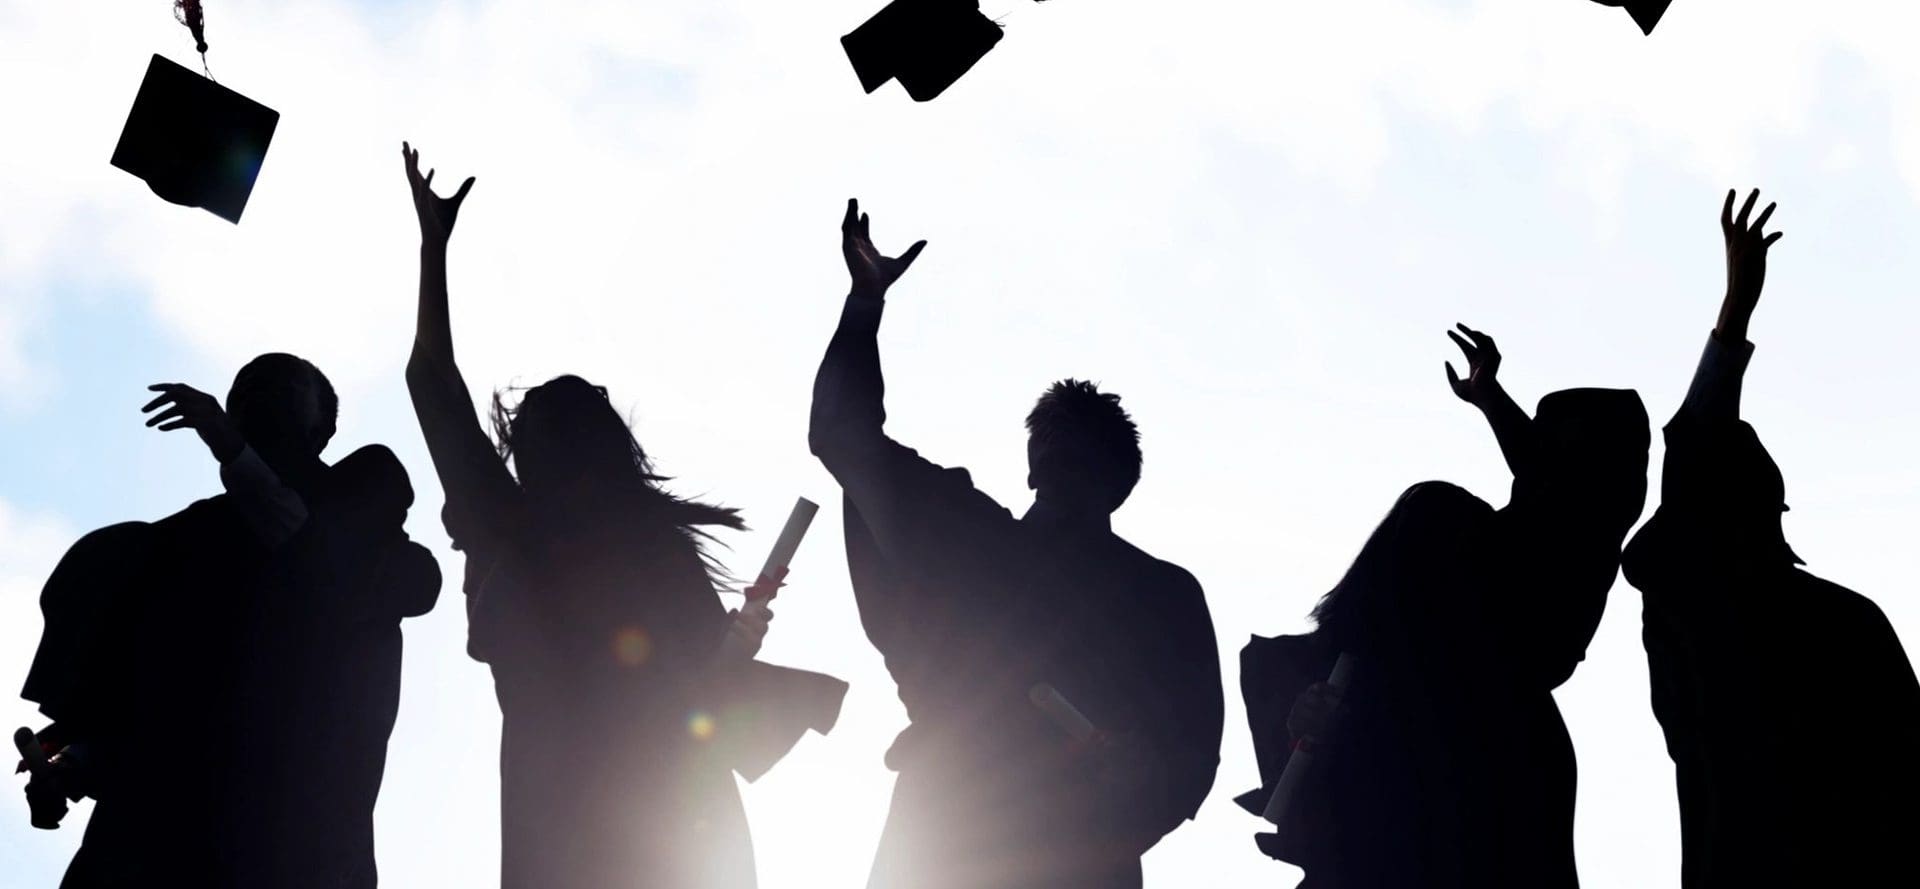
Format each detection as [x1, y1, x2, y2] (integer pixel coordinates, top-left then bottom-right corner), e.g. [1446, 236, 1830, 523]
[1261, 653, 1357, 825]
[1029, 683, 1100, 744]
[13, 727, 46, 769]
[751, 497, 819, 597]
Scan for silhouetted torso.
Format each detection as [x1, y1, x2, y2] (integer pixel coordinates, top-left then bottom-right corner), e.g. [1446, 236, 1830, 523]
[1242, 391, 1646, 889]
[418, 385, 844, 889]
[448, 496, 754, 889]
[1625, 391, 1920, 888]
[22, 445, 439, 889]
[813, 298, 1223, 889]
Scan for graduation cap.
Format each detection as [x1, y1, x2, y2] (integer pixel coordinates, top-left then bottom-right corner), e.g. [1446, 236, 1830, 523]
[1590, 0, 1674, 35]
[842, 0, 1005, 102]
[111, 54, 278, 223]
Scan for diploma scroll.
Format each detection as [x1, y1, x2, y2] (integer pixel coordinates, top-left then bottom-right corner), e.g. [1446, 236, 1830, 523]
[1261, 653, 1357, 826]
[1029, 683, 1103, 745]
[748, 497, 819, 602]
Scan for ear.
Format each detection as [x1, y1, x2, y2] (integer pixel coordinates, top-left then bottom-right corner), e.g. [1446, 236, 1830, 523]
[1026, 471, 1036, 491]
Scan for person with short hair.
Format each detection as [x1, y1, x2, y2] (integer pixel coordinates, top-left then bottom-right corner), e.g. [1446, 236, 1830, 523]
[19, 352, 441, 889]
[810, 199, 1223, 889]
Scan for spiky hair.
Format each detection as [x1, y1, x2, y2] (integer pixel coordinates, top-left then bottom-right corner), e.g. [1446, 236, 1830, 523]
[1025, 379, 1142, 508]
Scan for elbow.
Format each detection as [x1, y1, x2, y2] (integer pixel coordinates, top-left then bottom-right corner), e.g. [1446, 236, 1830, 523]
[807, 412, 848, 461]
[405, 351, 451, 396]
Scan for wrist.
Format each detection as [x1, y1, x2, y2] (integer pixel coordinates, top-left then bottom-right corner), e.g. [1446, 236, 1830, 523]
[1469, 382, 1507, 411]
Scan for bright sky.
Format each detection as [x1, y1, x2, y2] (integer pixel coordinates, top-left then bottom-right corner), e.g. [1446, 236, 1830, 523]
[5, 0, 1920, 886]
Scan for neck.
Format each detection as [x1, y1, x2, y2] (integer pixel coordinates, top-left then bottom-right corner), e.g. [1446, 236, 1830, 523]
[1022, 497, 1111, 534]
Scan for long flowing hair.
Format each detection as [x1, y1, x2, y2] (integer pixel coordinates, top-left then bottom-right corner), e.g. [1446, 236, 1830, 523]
[1310, 481, 1493, 661]
[490, 375, 745, 586]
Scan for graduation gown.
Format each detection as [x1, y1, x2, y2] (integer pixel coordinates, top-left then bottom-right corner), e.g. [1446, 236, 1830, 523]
[811, 296, 1223, 889]
[408, 362, 847, 889]
[1238, 390, 1648, 889]
[20, 444, 442, 889]
[1622, 335, 1920, 888]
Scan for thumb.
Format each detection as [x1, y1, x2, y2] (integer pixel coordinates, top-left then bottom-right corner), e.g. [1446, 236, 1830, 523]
[896, 240, 928, 271]
[453, 176, 476, 204]
[1445, 362, 1462, 386]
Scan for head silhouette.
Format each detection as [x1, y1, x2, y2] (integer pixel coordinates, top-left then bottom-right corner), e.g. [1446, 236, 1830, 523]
[493, 375, 635, 501]
[1311, 481, 1494, 659]
[1025, 379, 1141, 515]
[225, 353, 336, 467]
[491, 375, 743, 534]
[1528, 388, 1651, 540]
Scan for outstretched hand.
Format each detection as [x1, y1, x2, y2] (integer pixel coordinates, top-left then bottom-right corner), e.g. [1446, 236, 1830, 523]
[1719, 188, 1782, 341]
[1444, 323, 1504, 408]
[842, 198, 926, 299]
[403, 142, 476, 249]
[143, 383, 246, 464]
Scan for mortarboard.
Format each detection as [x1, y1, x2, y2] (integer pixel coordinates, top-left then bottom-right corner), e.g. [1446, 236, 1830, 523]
[842, 0, 1005, 102]
[110, 54, 278, 224]
[1591, 0, 1675, 35]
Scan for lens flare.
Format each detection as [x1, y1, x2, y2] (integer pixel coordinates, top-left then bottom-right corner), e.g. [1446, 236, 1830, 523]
[688, 711, 716, 741]
[614, 626, 652, 666]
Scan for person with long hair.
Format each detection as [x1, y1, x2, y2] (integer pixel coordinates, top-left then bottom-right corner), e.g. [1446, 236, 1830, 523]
[398, 144, 846, 889]
[1239, 327, 1648, 889]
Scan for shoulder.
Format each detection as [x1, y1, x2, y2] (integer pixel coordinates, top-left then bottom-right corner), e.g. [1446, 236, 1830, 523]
[1799, 571, 1899, 636]
[1112, 536, 1205, 597]
[66, 520, 155, 552]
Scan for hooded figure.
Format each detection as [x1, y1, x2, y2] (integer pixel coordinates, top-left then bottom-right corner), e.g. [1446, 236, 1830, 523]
[1621, 190, 1920, 888]
[1239, 334, 1648, 889]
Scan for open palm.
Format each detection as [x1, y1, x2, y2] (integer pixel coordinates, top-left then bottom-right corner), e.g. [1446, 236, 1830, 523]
[402, 142, 476, 247]
[842, 198, 926, 298]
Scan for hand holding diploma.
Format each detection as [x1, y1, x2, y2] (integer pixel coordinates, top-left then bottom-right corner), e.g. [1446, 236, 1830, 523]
[13, 727, 69, 830]
[1030, 684, 1157, 788]
[1260, 653, 1357, 861]
[720, 498, 818, 662]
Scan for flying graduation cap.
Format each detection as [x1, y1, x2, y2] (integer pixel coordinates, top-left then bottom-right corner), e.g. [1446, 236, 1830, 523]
[842, 0, 1005, 102]
[111, 3, 278, 223]
[1590, 0, 1674, 35]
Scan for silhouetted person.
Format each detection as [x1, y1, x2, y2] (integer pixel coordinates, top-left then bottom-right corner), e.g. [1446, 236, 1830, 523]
[1621, 190, 1920, 888]
[809, 199, 1223, 889]
[1239, 327, 1648, 889]
[399, 144, 846, 889]
[18, 354, 441, 888]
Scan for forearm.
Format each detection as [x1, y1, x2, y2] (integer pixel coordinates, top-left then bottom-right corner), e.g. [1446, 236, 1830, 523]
[1475, 382, 1535, 477]
[412, 242, 456, 368]
[219, 445, 309, 547]
[808, 292, 889, 459]
[1677, 329, 1753, 424]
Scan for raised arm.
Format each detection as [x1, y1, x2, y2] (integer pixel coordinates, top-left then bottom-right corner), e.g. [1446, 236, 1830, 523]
[140, 382, 308, 546]
[807, 198, 926, 470]
[1679, 188, 1781, 424]
[398, 144, 515, 532]
[1446, 323, 1534, 477]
